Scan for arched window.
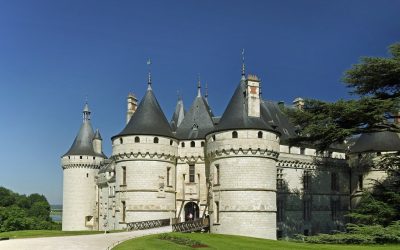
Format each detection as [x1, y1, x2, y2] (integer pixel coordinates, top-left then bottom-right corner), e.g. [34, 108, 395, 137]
[232, 131, 238, 138]
[190, 141, 195, 147]
[154, 137, 159, 144]
[258, 131, 263, 138]
[212, 135, 216, 141]
[120, 138, 123, 144]
[201, 141, 205, 147]
[181, 142, 185, 147]
[134, 136, 140, 143]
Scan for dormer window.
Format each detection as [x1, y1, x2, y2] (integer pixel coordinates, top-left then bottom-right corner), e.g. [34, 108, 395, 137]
[154, 137, 159, 144]
[232, 131, 238, 138]
[192, 123, 198, 131]
[134, 137, 140, 143]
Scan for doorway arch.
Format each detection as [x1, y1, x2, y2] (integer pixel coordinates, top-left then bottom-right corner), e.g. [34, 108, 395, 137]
[184, 201, 199, 221]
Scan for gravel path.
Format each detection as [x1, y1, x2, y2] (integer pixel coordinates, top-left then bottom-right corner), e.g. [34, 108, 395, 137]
[0, 226, 171, 250]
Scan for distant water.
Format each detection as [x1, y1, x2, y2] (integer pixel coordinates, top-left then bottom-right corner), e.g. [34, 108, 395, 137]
[51, 214, 62, 222]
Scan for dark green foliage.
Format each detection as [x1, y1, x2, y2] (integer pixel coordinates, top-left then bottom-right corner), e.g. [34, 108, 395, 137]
[157, 233, 207, 247]
[0, 186, 57, 232]
[302, 221, 400, 244]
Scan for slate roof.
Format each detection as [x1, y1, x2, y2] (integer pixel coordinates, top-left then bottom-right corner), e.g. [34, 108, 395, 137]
[216, 80, 276, 132]
[63, 120, 106, 158]
[350, 130, 400, 153]
[170, 97, 185, 131]
[175, 95, 215, 140]
[113, 86, 174, 138]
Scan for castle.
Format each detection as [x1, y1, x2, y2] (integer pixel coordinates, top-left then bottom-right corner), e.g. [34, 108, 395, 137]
[61, 63, 396, 239]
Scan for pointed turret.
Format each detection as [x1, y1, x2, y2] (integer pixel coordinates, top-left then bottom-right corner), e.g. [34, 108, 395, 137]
[171, 94, 186, 131]
[175, 80, 215, 139]
[113, 79, 174, 138]
[63, 103, 105, 157]
[93, 129, 104, 156]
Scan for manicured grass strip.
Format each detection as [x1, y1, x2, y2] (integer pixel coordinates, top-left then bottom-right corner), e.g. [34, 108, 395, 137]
[0, 230, 106, 239]
[113, 232, 400, 250]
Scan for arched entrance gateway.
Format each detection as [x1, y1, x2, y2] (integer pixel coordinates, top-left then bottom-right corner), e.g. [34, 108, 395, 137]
[184, 202, 199, 221]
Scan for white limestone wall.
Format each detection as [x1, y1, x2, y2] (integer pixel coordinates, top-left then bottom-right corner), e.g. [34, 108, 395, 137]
[112, 135, 177, 226]
[206, 129, 280, 240]
[62, 155, 102, 231]
[176, 140, 208, 222]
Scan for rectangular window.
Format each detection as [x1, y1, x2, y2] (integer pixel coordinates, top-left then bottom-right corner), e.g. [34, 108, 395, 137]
[300, 147, 305, 155]
[277, 168, 283, 190]
[189, 165, 195, 183]
[215, 164, 220, 185]
[303, 200, 311, 221]
[358, 175, 363, 190]
[331, 172, 339, 192]
[303, 171, 311, 191]
[167, 167, 171, 186]
[122, 201, 126, 222]
[331, 199, 340, 220]
[122, 166, 126, 185]
[277, 199, 284, 222]
[215, 201, 220, 224]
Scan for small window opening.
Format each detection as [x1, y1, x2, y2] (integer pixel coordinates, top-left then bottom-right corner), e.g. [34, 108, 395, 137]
[232, 131, 238, 138]
[167, 167, 171, 186]
[190, 141, 195, 147]
[120, 138, 123, 144]
[154, 137, 159, 143]
[86, 173, 89, 178]
[181, 142, 185, 147]
[93, 157, 95, 160]
[215, 201, 220, 223]
[80, 156, 82, 159]
[212, 135, 216, 141]
[258, 131, 263, 138]
[134, 136, 140, 143]
[300, 147, 305, 155]
[170, 140, 173, 145]
[122, 166, 126, 185]
[68, 156, 70, 159]
[215, 164, 220, 185]
[358, 175, 363, 190]
[201, 141, 205, 147]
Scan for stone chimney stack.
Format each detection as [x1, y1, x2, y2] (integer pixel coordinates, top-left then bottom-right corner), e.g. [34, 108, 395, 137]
[126, 93, 138, 124]
[246, 74, 261, 117]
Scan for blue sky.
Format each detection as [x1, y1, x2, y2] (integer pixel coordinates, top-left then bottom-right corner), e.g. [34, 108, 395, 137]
[0, 0, 398, 204]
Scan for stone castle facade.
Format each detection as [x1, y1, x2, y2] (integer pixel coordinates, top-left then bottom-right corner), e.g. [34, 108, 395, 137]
[61, 68, 395, 239]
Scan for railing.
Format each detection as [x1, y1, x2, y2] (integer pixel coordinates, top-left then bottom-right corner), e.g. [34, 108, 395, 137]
[172, 217, 209, 233]
[126, 218, 170, 231]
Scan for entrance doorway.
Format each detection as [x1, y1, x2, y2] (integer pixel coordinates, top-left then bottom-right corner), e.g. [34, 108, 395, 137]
[184, 202, 199, 221]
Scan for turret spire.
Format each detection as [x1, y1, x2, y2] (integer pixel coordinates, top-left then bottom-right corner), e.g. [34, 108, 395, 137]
[197, 73, 201, 97]
[147, 58, 152, 90]
[241, 48, 246, 80]
[83, 101, 91, 122]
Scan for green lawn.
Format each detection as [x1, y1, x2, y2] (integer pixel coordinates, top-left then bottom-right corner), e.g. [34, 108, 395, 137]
[0, 230, 119, 239]
[113, 233, 399, 250]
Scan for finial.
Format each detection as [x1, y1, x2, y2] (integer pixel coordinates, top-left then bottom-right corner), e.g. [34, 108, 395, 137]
[241, 48, 246, 80]
[205, 81, 209, 102]
[147, 58, 152, 89]
[82, 99, 91, 122]
[197, 73, 201, 97]
[177, 90, 182, 101]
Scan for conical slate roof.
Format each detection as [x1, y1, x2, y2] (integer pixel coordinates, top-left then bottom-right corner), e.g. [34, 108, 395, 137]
[350, 130, 400, 153]
[175, 95, 215, 139]
[216, 80, 275, 132]
[170, 96, 185, 131]
[114, 86, 174, 138]
[94, 129, 102, 140]
[63, 105, 105, 157]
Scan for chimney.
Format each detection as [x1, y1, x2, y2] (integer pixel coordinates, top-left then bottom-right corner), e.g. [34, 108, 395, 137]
[246, 74, 261, 117]
[126, 93, 138, 124]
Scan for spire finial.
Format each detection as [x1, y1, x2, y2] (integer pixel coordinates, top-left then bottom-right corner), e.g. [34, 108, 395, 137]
[241, 48, 246, 80]
[205, 81, 209, 102]
[177, 90, 182, 101]
[147, 58, 152, 89]
[197, 73, 201, 97]
[82, 99, 91, 122]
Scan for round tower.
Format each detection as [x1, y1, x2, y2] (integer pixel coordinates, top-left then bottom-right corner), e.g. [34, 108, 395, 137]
[61, 103, 106, 231]
[206, 75, 280, 239]
[111, 78, 177, 227]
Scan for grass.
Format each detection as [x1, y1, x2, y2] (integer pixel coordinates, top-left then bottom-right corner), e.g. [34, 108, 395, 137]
[113, 233, 400, 250]
[0, 230, 123, 239]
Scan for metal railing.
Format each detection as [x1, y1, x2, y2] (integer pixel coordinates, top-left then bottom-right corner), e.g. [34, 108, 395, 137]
[172, 217, 209, 233]
[126, 218, 170, 231]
